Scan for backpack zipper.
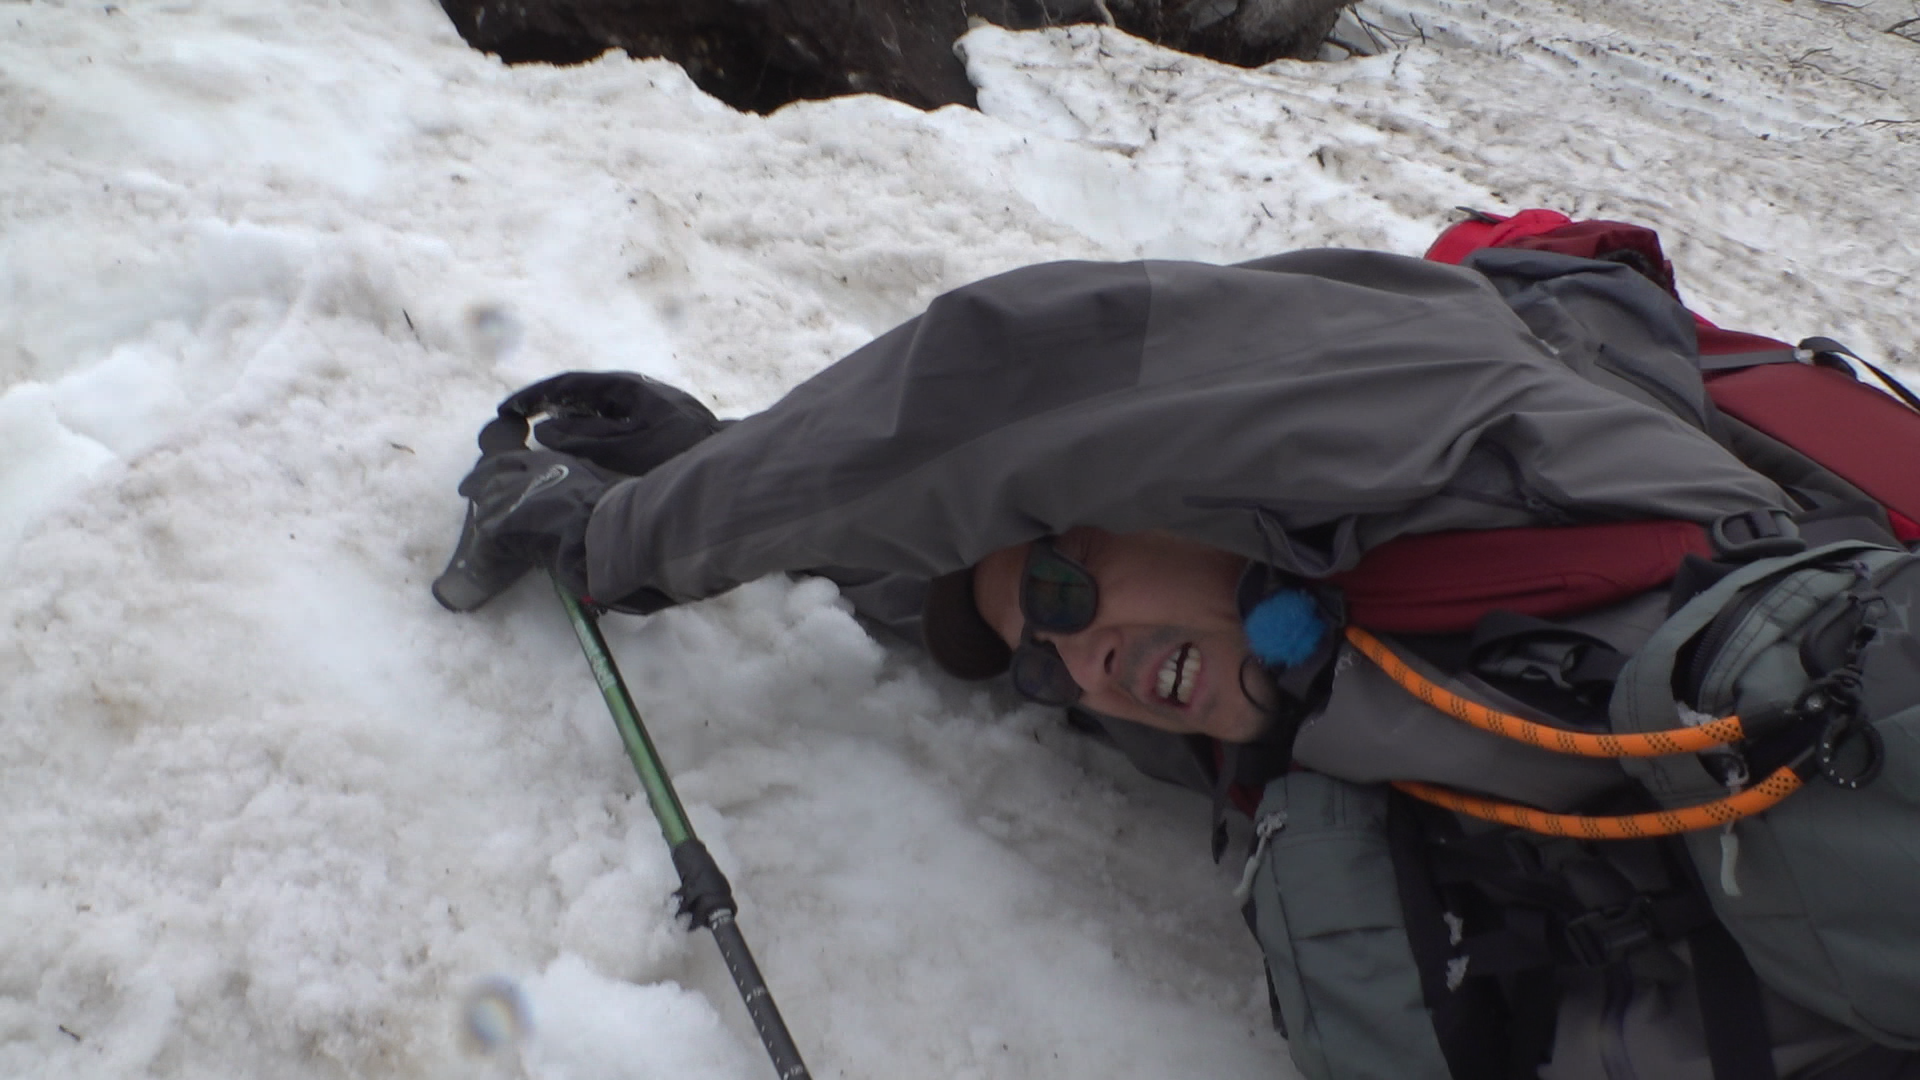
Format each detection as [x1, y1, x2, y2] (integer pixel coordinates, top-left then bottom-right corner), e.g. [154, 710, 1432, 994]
[1232, 809, 1289, 905]
[1596, 343, 1709, 431]
[1678, 574, 1781, 709]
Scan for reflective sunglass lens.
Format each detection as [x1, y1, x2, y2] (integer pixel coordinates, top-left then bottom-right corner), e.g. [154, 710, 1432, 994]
[1011, 644, 1081, 706]
[1024, 554, 1096, 632]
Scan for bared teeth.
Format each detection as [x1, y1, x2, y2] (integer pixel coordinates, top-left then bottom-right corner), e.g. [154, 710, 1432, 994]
[1155, 645, 1199, 705]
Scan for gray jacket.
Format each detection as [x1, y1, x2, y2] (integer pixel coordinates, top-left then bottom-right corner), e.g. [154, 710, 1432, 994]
[584, 248, 1785, 613]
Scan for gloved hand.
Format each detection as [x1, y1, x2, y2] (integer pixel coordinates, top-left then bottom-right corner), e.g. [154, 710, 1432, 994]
[502, 371, 724, 477]
[436, 449, 618, 609]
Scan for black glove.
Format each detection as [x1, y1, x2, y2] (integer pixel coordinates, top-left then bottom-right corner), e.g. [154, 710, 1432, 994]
[501, 371, 723, 477]
[439, 449, 617, 608]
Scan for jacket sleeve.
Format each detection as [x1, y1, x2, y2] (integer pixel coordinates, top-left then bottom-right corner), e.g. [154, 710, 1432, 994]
[583, 250, 1787, 613]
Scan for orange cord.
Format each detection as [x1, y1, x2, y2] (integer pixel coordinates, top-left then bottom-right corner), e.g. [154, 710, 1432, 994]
[1393, 770, 1803, 840]
[1342, 625, 1804, 838]
[1343, 626, 1746, 757]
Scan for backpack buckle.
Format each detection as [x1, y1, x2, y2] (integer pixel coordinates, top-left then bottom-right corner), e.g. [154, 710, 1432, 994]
[1709, 509, 1805, 562]
[1563, 901, 1657, 967]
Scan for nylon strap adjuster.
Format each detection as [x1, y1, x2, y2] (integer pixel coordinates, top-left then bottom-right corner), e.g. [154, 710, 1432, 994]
[1561, 890, 1712, 968]
[1709, 509, 1804, 562]
[1563, 902, 1658, 967]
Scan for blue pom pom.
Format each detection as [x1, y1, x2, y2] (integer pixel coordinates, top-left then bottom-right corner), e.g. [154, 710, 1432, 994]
[1244, 589, 1328, 669]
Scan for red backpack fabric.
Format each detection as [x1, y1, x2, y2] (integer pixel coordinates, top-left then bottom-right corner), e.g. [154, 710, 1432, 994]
[1427, 209, 1920, 542]
[1329, 520, 1714, 634]
[1705, 361, 1920, 541]
[1333, 210, 1920, 633]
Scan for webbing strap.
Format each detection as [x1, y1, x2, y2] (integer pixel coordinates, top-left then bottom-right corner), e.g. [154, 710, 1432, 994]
[1385, 794, 1518, 1079]
[1853, 353, 1920, 413]
[1691, 920, 1779, 1080]
[1699, 348, 1799, 371]
[1703, 338, 1920, 413]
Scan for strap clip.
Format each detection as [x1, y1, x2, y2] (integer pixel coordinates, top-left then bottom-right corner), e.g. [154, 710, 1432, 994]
[1563, 901, 1657, 968]
[1709, 509, 1805, 562]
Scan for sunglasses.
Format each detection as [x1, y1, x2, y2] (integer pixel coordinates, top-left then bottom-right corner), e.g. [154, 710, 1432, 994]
[1008, 537, 1100, 707]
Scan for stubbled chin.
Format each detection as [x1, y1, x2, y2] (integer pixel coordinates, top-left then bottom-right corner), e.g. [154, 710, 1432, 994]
[1196, 683, 1275, 743]
[1204, 709, 1272, 744]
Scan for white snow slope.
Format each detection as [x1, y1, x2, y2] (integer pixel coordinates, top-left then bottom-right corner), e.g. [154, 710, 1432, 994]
[2, 0, 1917, 1077]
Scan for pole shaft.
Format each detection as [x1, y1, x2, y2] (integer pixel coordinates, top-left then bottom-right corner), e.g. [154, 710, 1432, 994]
[551, 578, 811, 1080]
[710, 913, 812, 1080]
[555, 581, 691, 847]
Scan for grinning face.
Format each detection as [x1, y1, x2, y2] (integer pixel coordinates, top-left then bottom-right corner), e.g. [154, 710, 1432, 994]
[972, 527, 1274, 742]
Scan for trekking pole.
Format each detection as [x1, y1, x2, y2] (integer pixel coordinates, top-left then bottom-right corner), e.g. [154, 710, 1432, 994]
[433, 407, 810, 1080]
[550, 574, 813, 1080]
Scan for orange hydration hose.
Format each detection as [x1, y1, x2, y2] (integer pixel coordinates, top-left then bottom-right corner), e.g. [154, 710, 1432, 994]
[1341, 626, 1801, 838]
[1392, 771, 1804, 840]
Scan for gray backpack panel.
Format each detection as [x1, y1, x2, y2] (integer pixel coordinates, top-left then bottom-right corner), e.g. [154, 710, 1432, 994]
[1292, 642, 1628, 811]
[1292, 588, 1677, 809]
[1466, 248, 1719, 434]
[1245, 772, 1452, 1080]
[1612, 542, 1920, 1047]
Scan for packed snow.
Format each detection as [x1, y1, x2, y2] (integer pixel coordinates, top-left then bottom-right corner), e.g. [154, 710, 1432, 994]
[3, 0, 1917, 1077]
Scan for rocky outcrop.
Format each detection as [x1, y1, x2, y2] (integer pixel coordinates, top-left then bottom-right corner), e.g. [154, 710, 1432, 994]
[439, 0, 1354, 113]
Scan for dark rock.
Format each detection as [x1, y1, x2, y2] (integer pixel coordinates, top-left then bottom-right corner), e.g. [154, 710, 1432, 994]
[1115, 0, 1352, 67]
[439, 0, 1355, 114]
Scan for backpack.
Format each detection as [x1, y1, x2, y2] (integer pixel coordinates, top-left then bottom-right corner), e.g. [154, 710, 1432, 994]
[1427, 208, 1920, 543]
[1325, 209, 1920, 633]
[1235, 210, 1920, 1080]
[1326, 210, 1920, 1048]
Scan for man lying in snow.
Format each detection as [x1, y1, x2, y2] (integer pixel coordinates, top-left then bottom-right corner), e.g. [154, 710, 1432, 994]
[440, 246, 1920, 1079]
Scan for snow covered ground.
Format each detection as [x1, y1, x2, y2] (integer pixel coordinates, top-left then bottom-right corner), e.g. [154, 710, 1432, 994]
[2, 0, 1917, 1077]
